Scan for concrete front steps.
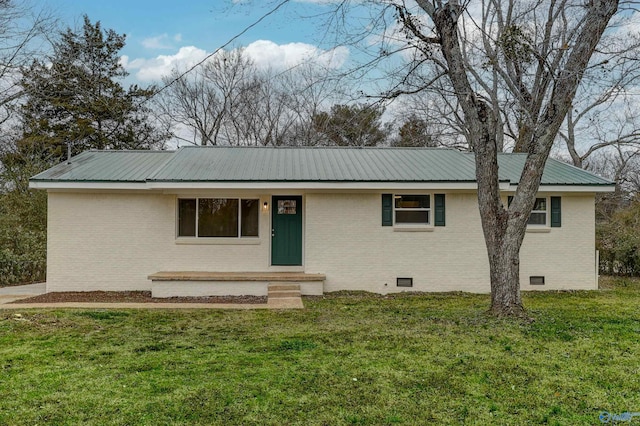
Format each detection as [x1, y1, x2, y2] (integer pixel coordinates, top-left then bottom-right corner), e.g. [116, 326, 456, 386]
[267, 283, 304, 309]
[268, 283, 301, 298]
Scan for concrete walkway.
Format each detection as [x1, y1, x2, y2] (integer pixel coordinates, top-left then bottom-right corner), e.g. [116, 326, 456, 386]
[0, 302, 286, 310]
[0, 283, 304, 309]
[0, 283, 46, 295]
[0, 283, 46, 304]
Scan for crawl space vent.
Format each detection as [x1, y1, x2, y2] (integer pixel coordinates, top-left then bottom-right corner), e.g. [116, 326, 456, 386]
[529, 276, 545, 285]
[397, 277, 413, 288]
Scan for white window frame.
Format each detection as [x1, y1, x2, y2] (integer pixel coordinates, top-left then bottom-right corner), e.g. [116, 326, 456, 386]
[527, 197, 548, 227]
[177, 197, 260, 239]
[507, 195, 549, 228]
[393, 194, 432, 226]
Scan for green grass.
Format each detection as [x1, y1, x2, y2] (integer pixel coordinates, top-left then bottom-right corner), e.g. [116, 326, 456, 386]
[1, 278, 639, 425]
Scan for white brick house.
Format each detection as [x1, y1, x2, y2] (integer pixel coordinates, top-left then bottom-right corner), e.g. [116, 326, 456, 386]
[30, 146, 614, 296]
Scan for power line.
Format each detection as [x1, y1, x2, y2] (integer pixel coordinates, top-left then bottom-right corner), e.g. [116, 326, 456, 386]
[147, 0, 291, 102]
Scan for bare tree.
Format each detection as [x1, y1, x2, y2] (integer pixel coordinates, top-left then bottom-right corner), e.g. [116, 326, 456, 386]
[222, 66, 298, 146]
[561, 92, 640, 169]
[392, 91, 470, 149]
[274, 63, 347, 146]
[0, 1, 56, 127]
[589, 146, 640, 209]
[407, 1, 619, 316]
[313, 0, 622, 315]
[391, 4, 640, 171]
[0, 1, 56, 188]
[557, 21, 640, 168]
[158, 66, 223, 146]
[159, 49, 260, 146]
[159, 48, 348, 147]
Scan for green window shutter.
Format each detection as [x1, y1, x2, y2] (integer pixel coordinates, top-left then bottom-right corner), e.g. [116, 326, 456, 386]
[551, 196, 561, 227]
[434, 194, 446, 226]
[382, 194, 393, 226]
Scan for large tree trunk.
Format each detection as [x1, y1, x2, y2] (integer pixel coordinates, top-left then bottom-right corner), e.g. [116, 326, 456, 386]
[473, 105, 529, 317]
[488, 238, 524, 316]
[430, 4, 527, 316]
[481, 209, 529, 316]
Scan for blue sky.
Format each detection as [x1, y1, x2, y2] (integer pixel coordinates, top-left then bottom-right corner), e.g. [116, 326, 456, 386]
[37, 0, 349, 84]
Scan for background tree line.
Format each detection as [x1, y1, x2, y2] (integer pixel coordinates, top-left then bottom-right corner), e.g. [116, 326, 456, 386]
[0, 11, 165, 285]
[1, 1, 639, 288]
[0, 5, 450, 286]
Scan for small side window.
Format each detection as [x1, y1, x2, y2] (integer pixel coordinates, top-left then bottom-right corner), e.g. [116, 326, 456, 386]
[528, 198, 547, 225]
[508, 196, 549, 226]
[394, 195, 430, 225]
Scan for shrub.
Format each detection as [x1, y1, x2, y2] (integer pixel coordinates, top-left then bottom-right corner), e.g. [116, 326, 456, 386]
[597, 199, 640, 276]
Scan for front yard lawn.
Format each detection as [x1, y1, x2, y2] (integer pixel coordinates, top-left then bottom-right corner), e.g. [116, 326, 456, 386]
[1, 277, 639, 425]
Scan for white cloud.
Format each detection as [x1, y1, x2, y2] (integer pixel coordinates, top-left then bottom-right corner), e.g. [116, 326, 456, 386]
[126, 46, 209, 81]
[141, 33, 183, 50]
[123, 40, 349, 82]
[244, 40, 349, 70]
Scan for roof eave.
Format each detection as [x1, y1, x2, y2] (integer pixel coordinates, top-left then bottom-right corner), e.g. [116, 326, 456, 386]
[29, 181, 149, 190]
[507, 183, 615, 193]
[29, 180, 509, 191]
[30, 180, 614, 192]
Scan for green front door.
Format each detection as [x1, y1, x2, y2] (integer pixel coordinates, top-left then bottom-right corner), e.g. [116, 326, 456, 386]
[271, 196, 302, 266]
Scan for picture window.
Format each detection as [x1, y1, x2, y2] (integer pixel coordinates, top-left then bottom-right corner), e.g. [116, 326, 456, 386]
[178, 198, 259, 238]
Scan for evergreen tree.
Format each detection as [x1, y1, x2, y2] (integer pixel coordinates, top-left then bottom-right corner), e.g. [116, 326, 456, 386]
[312, 104, 389, 147]
[394, 115, 436, 147]
[17, 15, 166, 164]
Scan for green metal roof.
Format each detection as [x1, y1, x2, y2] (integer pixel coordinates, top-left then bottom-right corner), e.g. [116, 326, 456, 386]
[495, 153, 612, 186]
[148, 146, 478, 182]
[30, 146, 614, 186]
[30, 150, 174, 182]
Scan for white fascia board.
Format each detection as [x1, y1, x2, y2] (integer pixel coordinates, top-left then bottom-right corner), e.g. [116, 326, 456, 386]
[30, 180, 516, 191]
[29, 181, 149, 190]
[146, 181, 510, 191]
[506, 184, 615, 193]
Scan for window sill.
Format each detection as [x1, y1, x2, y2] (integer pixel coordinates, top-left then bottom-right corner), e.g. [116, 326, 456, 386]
[393, 226, 434, 232]
[526, 227, 551, 233]
[175, 238, 261, 245]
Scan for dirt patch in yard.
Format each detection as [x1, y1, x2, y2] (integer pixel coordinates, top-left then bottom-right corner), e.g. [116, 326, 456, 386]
[10, 291, 267, 304]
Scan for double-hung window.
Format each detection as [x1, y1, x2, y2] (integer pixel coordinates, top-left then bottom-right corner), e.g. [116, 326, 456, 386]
[507, 196, 561, 227]
[394, 195, 431, 225]
[528, 198, 547, 225]
[178, 198, 259, 238]
[383, 194, 445, 227]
